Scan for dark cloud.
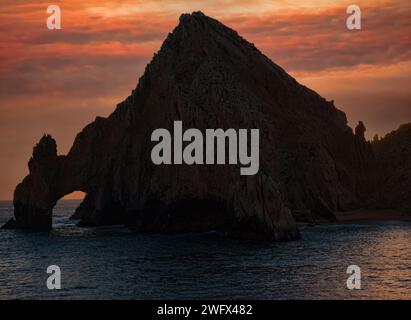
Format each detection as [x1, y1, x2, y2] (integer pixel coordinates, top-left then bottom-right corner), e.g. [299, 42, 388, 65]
[0, 53, 150, 99]
[225, 4, 411, 72]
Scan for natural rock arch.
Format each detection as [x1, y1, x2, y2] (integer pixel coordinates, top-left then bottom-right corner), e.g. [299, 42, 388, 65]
[11, 135, 88, 228]
[2, 12, 379, 240]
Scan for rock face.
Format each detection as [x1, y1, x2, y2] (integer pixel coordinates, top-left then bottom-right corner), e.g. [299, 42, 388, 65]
[3, 12, 379, 239]
[372, 124, 411, 213]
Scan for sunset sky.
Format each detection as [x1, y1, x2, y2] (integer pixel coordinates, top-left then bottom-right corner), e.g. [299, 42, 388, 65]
[0, 0, 410, 199]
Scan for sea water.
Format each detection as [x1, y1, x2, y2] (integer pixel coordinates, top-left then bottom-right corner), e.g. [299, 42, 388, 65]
[1, 200, 410, 300]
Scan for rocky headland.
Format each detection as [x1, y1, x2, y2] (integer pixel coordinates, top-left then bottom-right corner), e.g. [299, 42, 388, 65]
[2, 12, 410, 240]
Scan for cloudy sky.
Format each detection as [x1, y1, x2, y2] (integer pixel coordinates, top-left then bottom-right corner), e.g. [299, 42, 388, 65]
[0, 0, 410, 199]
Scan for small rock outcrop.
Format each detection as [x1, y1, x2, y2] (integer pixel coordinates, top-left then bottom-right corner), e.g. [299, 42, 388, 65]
[9, 135, 60, 229]
[2, 12, 382, 239]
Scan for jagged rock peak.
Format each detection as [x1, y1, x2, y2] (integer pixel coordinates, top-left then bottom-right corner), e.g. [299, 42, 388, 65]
[160, 11, 260, 56]
[355, 121, 366, 140]
[178, 11, 223, 29]
[31, 134, 57, 160]
[177, 11, 239, 35]
[180, 10, 206, 20]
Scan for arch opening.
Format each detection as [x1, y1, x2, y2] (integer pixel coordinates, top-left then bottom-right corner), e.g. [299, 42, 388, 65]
[53, 191, 86, 226]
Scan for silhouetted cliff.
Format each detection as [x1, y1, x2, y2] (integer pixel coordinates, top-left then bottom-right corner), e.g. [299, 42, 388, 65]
[372, 124, 411, 213]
